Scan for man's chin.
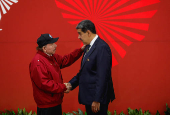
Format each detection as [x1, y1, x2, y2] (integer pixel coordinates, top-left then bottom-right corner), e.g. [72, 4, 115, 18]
[53, 50, 56, 54]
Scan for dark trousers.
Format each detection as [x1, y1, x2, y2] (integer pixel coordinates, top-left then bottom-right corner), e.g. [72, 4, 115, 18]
[37, 104, 62, 115]
[85, 104, 108, 115]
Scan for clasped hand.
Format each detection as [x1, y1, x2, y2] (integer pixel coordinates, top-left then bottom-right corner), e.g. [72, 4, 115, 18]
[64, 83, 72, 93]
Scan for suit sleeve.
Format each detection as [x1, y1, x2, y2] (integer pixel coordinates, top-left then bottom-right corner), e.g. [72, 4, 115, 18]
[54, 48, 83, 69]
[94, 45, 112, 102]
[69, 71, 81, 90]
[30, 62, 67, 93]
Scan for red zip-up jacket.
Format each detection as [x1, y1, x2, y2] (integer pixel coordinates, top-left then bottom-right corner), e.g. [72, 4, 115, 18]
[29, 48, 83, 108]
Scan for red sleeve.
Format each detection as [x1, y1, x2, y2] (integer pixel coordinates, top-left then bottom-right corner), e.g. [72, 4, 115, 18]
[54, 48, 83, 69]
[30, 62, 67, 93]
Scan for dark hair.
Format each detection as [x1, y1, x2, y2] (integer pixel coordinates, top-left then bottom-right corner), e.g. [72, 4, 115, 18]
[36, 46, 43, 51]
[76, 20, 96, 34]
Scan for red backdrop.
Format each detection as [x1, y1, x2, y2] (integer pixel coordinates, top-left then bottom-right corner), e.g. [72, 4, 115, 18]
[0, 0, 170, 114]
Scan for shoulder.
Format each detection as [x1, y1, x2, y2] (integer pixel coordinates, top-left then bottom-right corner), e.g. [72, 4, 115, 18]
[53, 53, 60, 58]
[30, 53, 45, 67]
[97, 38, 111, 51]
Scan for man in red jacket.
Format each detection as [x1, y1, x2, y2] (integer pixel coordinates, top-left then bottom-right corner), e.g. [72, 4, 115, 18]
[29, 33, 85, 115]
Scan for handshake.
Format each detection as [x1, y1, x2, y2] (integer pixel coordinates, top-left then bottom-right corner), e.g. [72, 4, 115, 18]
[64, 83, 72, 93]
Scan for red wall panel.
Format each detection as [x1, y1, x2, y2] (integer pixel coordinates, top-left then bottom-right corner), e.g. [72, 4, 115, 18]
[0, 0, 170, 114]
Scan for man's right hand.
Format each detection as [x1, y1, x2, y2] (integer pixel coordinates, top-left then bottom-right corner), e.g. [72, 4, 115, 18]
[64, 83, 72, 93]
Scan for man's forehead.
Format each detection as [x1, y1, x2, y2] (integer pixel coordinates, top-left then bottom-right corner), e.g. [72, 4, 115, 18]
[77, 29, 82, 33]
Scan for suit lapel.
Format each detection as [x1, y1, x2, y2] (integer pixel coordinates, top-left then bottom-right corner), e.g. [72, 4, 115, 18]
[81, 37, 100, 69]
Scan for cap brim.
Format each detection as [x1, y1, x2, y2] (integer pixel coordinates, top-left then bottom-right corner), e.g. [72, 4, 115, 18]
[49, 37, 59, 43]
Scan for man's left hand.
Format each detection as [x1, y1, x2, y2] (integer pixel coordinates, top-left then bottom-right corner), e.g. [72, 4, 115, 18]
[91, 101, 100, 113]
[81, 45, 86, 51]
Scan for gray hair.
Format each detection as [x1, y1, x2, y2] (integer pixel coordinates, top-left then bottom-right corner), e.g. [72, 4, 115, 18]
[76, 20, 96, 34]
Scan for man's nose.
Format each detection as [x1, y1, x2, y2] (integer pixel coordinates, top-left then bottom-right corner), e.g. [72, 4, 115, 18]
[78, 35, 81, 39]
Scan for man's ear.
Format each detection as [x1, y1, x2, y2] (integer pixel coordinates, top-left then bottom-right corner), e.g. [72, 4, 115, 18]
[87, 30, 91, 37]
[42, 46, 46, 53]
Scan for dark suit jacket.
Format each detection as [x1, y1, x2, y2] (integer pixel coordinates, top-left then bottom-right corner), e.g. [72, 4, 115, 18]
[69, 37, 115, 105]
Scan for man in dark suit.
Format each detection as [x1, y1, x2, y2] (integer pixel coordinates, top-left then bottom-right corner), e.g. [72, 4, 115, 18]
[67, 20, 115, 115]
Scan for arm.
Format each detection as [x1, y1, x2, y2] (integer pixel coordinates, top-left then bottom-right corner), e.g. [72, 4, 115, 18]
[30, 62, 67, 93]
[93, 45, 112, 102]
[69, 71, 81, 90]
[54, 47, 84, 69]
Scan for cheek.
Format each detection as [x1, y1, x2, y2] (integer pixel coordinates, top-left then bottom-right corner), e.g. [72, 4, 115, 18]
[81, 36, 85, 40]
[83, 36, 87, 41]
[47, 47, 53, 52]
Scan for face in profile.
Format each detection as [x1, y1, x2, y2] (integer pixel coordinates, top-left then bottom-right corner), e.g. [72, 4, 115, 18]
[43, 43, 57, 55]
[77, 29, 90, 45]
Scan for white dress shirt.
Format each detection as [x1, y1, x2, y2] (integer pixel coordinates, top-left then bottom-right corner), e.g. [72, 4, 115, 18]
[83, 34, 98, 59]
[89, 34, 98, 50]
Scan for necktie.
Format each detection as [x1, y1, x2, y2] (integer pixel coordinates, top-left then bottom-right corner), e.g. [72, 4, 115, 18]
[82, 45, 90, 63]
[84, 45, 90, 54]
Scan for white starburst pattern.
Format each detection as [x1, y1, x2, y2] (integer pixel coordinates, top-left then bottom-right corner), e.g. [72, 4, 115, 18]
[0, 0, 18, 31]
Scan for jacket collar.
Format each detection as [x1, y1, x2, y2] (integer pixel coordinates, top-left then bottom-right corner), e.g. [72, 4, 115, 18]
[89, 34, 98, 50]
[37, 50, 54, 61]
[81, 37, 100, 69]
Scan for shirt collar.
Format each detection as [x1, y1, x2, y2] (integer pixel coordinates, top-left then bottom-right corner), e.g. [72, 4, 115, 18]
[37, 50, 54, 60]
[45, 52, 52, 56]
[89, 34, 98, 49]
